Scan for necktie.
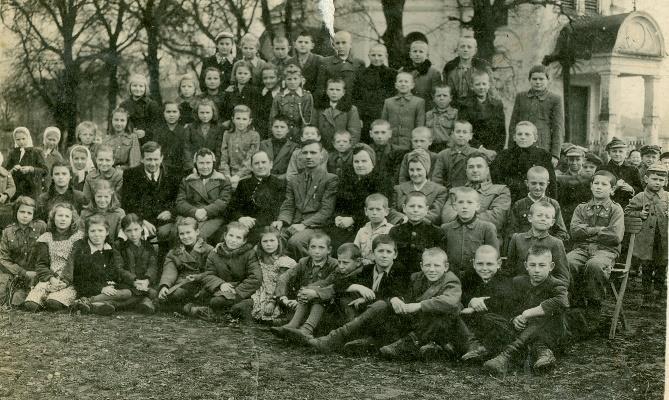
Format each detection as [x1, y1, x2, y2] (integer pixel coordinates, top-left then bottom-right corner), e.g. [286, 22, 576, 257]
[305, 172, 312, 191]
[152, 172, 157, 182]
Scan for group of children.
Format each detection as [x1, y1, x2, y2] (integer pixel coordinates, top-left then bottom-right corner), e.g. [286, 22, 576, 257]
[0, 28, 666, 378]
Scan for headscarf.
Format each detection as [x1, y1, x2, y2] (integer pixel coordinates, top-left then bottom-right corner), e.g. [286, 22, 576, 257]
[12, 127, 33, 148]
[69, 144, 95, 183]
[406, 148, 431, 175]
[42, 126, 61, 155]
[352, 143, 377, 166]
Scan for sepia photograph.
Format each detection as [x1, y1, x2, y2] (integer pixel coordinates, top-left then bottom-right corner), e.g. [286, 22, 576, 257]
[0, 0, 666, 398]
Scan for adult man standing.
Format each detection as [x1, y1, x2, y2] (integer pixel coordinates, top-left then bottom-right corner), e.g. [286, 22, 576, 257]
[121, 141, 180, 247]
[441, 152, 511, 233]
[272, 140, 338, 258]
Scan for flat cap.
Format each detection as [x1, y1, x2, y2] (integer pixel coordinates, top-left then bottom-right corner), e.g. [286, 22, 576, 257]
[605, 137, 627, 151]
[565, 145, 586, 157]
[584, 152, 603, 166]
[639, 144, 661, 156]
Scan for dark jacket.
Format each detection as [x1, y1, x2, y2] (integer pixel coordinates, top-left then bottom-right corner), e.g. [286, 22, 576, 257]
[556, 172, 592, 229]
[68, 239, 132, 297]
[389, 221, 443, 273]
[490, 145, 558, 203]
[333, 261, 411, 302]
[221, 84, 261, 121]
[159, 238, 213, 288]
[259, 138, 299, 178]
[335, 169, 394, 231]
[121, 165, 180, 225]
[597, 161, 643, 208]
[442, 56, 493, 105]
[183, 122, 226, 170]
[228, 174, 286, 228]
[255, 88, 279, 139]
[507, 196, 569, 241]
[460, 273, 514, 317]
[313, 99, 362, 151]
[36, 185, 88, 222]
[278, 167, 338, 227]
[150, 121, 188, 175]
[201, 242, 262, 300]
[0, 221, 47, 278]
[5, 147, 47, 200]
[118, 239, 159, 289]
[286, 53, 323, 95]
[327, 150, 353, 178]
[458, 95, 506, 152]
[352, 64, 397, 121]
[199, 53, 240, 92]
[505, 230, 571, 286]
[178, 100, 196, 126]
[370, 143, 407, 184]
[119, 96, 162, 144]
[510, 275, 569, 317]
[402, 271, 462, 315]
[275, 255, 338, 298]
[176, 171, 233, 218]
[314, 54, 365, 108]
[508, 90, 564, 159]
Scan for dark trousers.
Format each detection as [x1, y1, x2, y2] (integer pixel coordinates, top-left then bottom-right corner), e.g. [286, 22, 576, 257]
[462, 313, 516, 354]
[209, 296, 254, 320]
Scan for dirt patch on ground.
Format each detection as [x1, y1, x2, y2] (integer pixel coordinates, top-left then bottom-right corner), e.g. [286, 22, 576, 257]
[0, 287, 665, 400]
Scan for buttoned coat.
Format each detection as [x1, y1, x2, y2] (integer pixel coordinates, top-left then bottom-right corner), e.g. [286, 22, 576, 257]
[278, 167, 338, 228]
[183, 122, 226, 170]
[381, 94, 426, 149]
[393, 180, 448, 225]
[313, 101, 362, 151]
[508, 90, 564, 159]
[176, 171, 233, 218]
[159, 238, 213, 288]
[625, 188, 669, 261]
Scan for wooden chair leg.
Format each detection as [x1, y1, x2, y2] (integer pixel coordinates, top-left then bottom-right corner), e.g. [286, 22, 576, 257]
[609, 273, 630, 339]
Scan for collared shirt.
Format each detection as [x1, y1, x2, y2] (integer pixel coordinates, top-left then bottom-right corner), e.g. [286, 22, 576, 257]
[372, 264, 392, 291]
[262, 86, 281, 97]
[281, 87, 304, 97]
[412, 180, 427, 192]
[527, 89, 549, 100]
[432, 145, 474, 188]
[145, 168, 160, 182]
[354, 219, 394, 260]
[571, 197, 624, 252]
[329, 101, 338, 110]
[216, 53, 235, 65]
[88, 241, 112, 254]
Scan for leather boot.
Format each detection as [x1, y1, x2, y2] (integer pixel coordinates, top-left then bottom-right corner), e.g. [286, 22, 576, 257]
[379, 333, 420, 360]
[461, 339, 488, 362]
[532, 344, 556, 372]
[342, 337, 378, 355]
[308, 325, 351, 353]
[483, 337, 524, 377]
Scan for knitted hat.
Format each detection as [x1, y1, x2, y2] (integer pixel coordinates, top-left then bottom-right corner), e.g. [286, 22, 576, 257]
[406, 148, 431, 174]
[639, 144, 661, 156]
[605, 137, 627, 151]
[352, 143, 376, 166]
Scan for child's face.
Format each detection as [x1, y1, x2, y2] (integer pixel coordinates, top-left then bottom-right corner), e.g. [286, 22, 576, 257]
[95, 189, 112, 210]
[233, 112, 251, 131]
[567, 156, 583, 173]
[451, 123, 473, 147]
[130, 81, 146, 98]
[472, 74, 490, 98]
[591, 175, 613, 199]
[273, 42, 290, 59]
[241, 42, 257, 59]
[177, 225, 198, 246]
[528, 205, 555, 232]
[53, 207, 73, 232]
[336, 252, 360, 274]
[663, 157, 669, 169]
[164, 104, 180, 125]
[525, 253, 554, 285]
[364, 200, 389, 225]
[205, 71, 221, 90]
[262, 70, 279, 89]
[96, 151, 114, 173]
[333, 34, 351, 57]
[16, 204, 34, 226]
[308, 237, 330, 262]
[530, 72, 548, 91]
[271, 120, 289, 139]
[408, 161, 427, 184]
[180, 80, 196, 98]
[79, 128, 94, 145]
[433, 88, 452, 109]
[473, 252, 500, 281]
[294, 36, 314, 54]
[526, 172, 549, 199]
[124, 222, 143, 243]
[457, 38, 476, 60]
[52, 166, 71, 189]
[112, 113, 127, 133]
[195, 154, 214, 176]
[14, 132, 29, 148]
[395, 74, 414, 94]
[44, 133, 59, 148]
[352, 151, 374, 176]
[368, 47, 386, 66]
[88, 223, 108, 246]
[581, 162, 597, 177]
[627, 151, 641, 166]
[454, 192, 479, 220]
[235, 67, 252, 85]
[326, 82, 345, 102]
[373, 243, 397, 268]
[514, 126, 536, 148]
[642, 153, 659, 167]
[645, 173, 667, 192]
[333, 134, 351, 153]
[409, 42, 428, 65]
[403, 196, 428, 222]
[260, 233, 279, 254]
[421, 254, 447, 282]
[284, 74, 302, 90]
[198, 106, 214, 123]
[370, 125, 392, 145]
[217, 38, 234, 55]
[224, 227, 247, 250]
[411, 132, 432, 150]
[608, 147, 627, 163]
[301, 128, 320, 141]
[72, 151, 88, 171]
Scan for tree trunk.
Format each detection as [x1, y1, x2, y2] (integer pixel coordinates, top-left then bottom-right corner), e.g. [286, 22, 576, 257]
[105, 52, 120, 125]
[146, 18, 162, 103]
[380, 0, 405, 69]
[284, 0, 293, 42]
[260, 0, 274, 40]
[562, 61, 571, 143]
[61, 35, 79, 147]
[471, 0, 509, 63]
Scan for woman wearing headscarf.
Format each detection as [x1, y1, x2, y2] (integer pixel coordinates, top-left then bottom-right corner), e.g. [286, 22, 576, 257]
[5, 127, 47, 200]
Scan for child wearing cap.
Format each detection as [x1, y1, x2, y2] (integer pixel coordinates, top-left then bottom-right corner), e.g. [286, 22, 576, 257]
[270, 64, 314, 142]
[597, 137, 642, 208]
[199, 31, 238, 92]
[508, 65, 564, 163]
[638, 145, 661, 185]
[625, 162, 669, 305]
[557, 149, 601, 230]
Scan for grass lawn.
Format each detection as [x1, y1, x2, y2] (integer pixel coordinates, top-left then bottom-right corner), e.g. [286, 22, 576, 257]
[0, 287, 665, 400]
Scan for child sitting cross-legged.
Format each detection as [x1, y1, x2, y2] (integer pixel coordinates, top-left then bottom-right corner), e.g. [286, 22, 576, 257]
[441, 187, 499, 277]
[483, 245, 568, 376]
[250, 227, 297, 323]
[194, 222, 262, 321]
[378, 248, 471, 360]
[157, 217, 214, 310]
[506, 201, 570, 286]
[270, 232, 338, 339]
[70, 215, 133, 316]
[307, 234, 411, 354]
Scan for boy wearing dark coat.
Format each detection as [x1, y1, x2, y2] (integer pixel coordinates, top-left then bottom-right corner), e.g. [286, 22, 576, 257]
[596, 137, 643, 209]
[150, 102, 188, 176]
[369, 119, 407, 183]
[286, 32, 323, 95]
[259, 116, 300, 179]
[442, 36, 493, 106]
[194, 222, 261, 320]
[491, 121, 557, 203]
[313, 79, 362, 151]
[458, 69, 506, 153]
[399, 41, 442, 110]
[483, 245, 569, 376]
[314, 31, 364, 108]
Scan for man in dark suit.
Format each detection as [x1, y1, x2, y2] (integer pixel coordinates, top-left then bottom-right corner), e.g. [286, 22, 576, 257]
[228, 151, 286, 242]
[121, 141, 180, 248]
[272, 140, 338, 258]
[199, 31, 240, 92]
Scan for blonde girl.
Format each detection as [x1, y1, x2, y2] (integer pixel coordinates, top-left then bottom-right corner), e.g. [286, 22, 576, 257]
[79, 179, 126, 240]
[119, 73, 161, 144]
[101, 107, 141, 169]
[41, 126, 65, 190]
